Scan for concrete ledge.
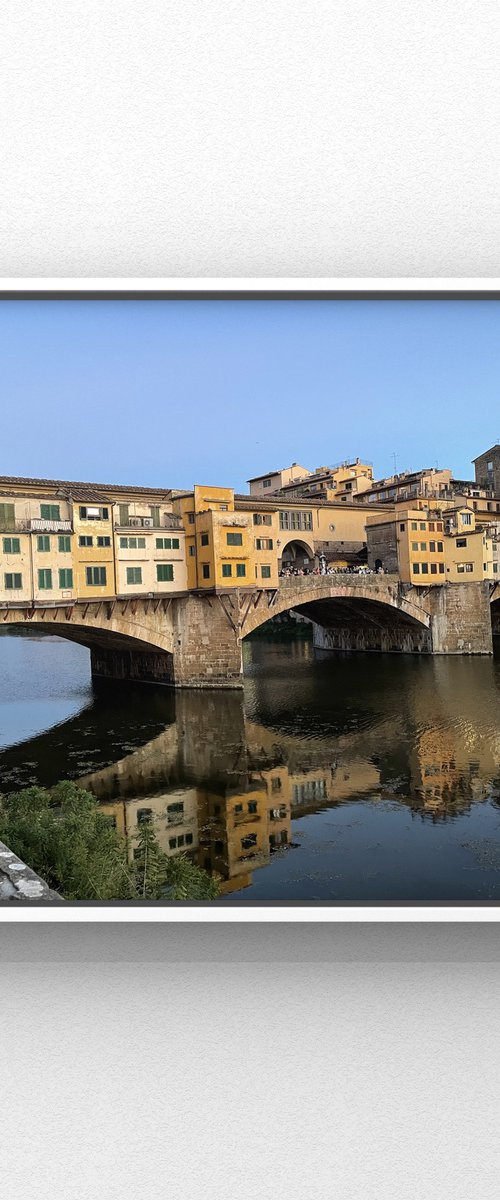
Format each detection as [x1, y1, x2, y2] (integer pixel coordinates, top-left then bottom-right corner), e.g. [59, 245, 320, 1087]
[0, 841, 63, 903]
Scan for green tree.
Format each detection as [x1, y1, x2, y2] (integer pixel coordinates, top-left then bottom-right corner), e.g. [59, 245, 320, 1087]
[0, 782, 218, 902]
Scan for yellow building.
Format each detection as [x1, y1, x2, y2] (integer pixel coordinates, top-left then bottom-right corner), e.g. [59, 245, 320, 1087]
[173, 486, 280, 590]
[366, 508, 447, 584]
[442, 505, 494, 582]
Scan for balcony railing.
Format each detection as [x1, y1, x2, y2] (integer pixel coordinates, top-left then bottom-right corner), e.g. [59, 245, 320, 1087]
[0, 518, 73, 534]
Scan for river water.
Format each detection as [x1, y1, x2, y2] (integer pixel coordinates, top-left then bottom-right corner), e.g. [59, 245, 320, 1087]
[1, 630, 500, 903]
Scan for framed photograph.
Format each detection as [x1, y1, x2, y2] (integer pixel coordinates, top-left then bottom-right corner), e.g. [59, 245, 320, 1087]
[1, 279, 500, 922]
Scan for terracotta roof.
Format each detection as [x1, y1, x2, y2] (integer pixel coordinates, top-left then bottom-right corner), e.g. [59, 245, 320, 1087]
[0, 475, 173, 498]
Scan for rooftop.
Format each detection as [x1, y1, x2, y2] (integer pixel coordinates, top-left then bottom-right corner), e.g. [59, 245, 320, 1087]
[0, 475, 173, 499]
[472, 445, 500, 462]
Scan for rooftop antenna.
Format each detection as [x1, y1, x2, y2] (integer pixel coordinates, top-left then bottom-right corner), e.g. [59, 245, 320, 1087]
[392, 452, 398, 476]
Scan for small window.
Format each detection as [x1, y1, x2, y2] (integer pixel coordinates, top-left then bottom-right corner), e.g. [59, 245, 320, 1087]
[38, 568, 52, 589]
[261, 565, 271, 579]
[58, 535, 71, 552]
[439, 563, 445, 573]
[137, 808, 152, 824]
[248, 801, 258, 814]
[411, 522, 417, 530]
[169, 838, 177, 850]
[4, 572, 22, 590]
[430, 563, 437, 574]
[222, 563, 232, 578]
[185, 833, 193, 846]
[421, 563, 429, 574]
[97, 536, 111, 547]
[420, 542, 427, 551]
[271, 777, 282, 791]
[2, 537, 20, 554]
[188, 545, 195, 556]
[157, 563, 174, 582]
[226, 532, 243, 546]
[79, 535, 93, 547]
[201, 564, 210, 579]
[429, 540, 436, 552]
[436, 522, 443, 531]
[420, 522, 426, 530]
[437, 541, 443, 552]
[40, 503, 60, 521]
[234, 803, 243, 814]
[86, 566, 107, 586]
[400, 523, 405, 532]
[200, 533, 209, 546]
[58, 568, 73, 589]
[188, 513, 195, 524]
[412, 563, 420, 574]
[236, 563, 246, 577]
[263, 479, 272, 488]
[241, 833, 257, 849]
[138, 537, 146, 549]
[456, 537, 467, 548]
[428, 522, 435, 531]
[126, 566, 142, 585]
[37, 535, 50, 552]
[156, 537, 172, 550]
[411, 542, 419, 551]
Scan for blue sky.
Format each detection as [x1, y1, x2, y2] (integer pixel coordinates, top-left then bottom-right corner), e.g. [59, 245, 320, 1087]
[1, 299, 499, 492]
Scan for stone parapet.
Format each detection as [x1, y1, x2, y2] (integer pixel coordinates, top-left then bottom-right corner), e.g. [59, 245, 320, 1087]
[0, 841, 63, 902]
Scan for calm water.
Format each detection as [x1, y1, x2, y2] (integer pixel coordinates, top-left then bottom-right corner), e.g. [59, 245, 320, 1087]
[1, 630, 500, 902]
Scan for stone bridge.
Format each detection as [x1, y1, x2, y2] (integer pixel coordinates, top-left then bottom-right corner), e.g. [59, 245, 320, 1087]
[0, 574, 496, 688]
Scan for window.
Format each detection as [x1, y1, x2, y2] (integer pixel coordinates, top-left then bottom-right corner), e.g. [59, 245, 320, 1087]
[437, 541, 443, 552]
[457, 562, 474, 574]
[222, 563, 232, 578]
[263, 478, 272, 488]
[4, 572, 22, 590]
[462, 512, 472, 525]
[58, 568, 73, 588]
[488, 461, 494, 471]
[400, 523, 405, 532]
[97, 536, 111, 547]
[234, 803, 243, 814]
[200, 532, 209, 546]
[185, 833, 193, 846]
[118, 504, 129, 526]
[412, 563, 420, 574]
[79, 535, 93, 547]
[429, 541, 436, 552]
[220, 504, 228, 512]
[157, 563, 174, 582]
[156, 537, 179, 550]
[429, 522, 435, 531]
[37, 535, 50, 552]
[253, 513, 272, 526]
[188, 513, 195, 524]
[2, 537, 20, 554]
[188, 545, 195, 557]
[226, 531, 243, 546]
[236, 563, 246, 577]
[439, 563, 445, 573]
[255, 538, 273, 550]
[248, 801, 258, 814]
[137, 808, 152, 824]
[420, 542, 426, 551]
[420, 522, 426, 530]
[201, 564, 210, 579]
[58, 535, 71, 552]
[79, 506, 108, 520]
[86, 566, 107, 586]
[421, 562, 429, 574]
[411, 521, 417, 530]
[430, 563, 437, 574]
[411, 541, 419, 551]
[279, 510, 312, 532]
[241, 833, 257, 850]
[167, 802, 184, 824]
[261, 565, 271, 579]
[38, 568, 52, 589]
[40, 503, 60, 521]
[120, 536, 145, 549]
[150, 506, 160, 527]
[456, 538, 467, 548]
[126, 567, 142, 585]
[0, 503, 15, 530]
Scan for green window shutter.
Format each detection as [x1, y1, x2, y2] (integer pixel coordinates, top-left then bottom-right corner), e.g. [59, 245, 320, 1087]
[58, 535, 71, 552]
[40, 503, 60, 521]
[155, 537, 163, 549]
[119, 537, 127, 548]
[37, 535, 50, 552]
[172, 538, 179, 549]
[150, 506, 161, 527]
[119, 504, 129, 525]
[138, 537, 146, 549]
[222, 563, 232, 578]
[38, 568, 52, 589]
[0, 503, 15, 531]
[157, 564, 174, 582]
[236, 563, 246, 577]
[3, 537, 20, 554]
[201, 564, 210, 579]
[59, 568, 73, 588]
[126, 566, 142, 585]
[261, 565, 271, 579]
[226, 532, 243, 546]
[5, 572, 22, 589]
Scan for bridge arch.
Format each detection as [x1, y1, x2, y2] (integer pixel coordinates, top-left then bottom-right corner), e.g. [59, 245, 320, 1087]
[279, 538, 316, 569]
[241, 576, 432, 654]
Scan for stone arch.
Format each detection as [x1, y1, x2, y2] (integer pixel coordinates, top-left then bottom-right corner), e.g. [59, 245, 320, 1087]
[241, 578, 431, 641]
[1, 615, 175, 685]
[278, 537, 316, 569]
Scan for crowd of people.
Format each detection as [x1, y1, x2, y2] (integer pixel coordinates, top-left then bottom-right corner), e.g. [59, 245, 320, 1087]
[279, 563, 386, 578]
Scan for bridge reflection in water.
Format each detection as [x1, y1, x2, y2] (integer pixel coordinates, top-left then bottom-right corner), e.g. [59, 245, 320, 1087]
[2, 634, 500, 900]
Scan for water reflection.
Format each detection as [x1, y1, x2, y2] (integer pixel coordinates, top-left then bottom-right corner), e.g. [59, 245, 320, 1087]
[1, 634, 500, 900]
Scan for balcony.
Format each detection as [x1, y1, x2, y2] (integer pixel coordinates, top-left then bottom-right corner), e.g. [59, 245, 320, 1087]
[0, 518, 73, 534]
[114, 516, 183, 532]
